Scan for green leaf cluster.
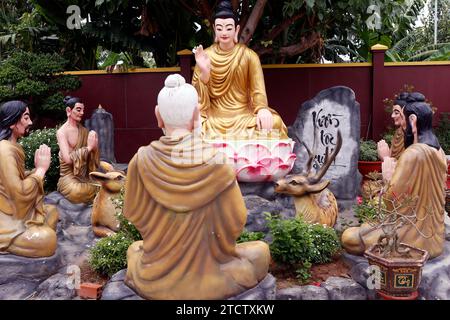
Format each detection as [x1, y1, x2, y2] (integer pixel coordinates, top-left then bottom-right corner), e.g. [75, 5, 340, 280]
[359, 139, 379, 161]
[266, 213, 341, 283]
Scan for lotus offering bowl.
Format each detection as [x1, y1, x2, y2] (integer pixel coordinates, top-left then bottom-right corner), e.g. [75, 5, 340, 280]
[208, 139, 296, 182]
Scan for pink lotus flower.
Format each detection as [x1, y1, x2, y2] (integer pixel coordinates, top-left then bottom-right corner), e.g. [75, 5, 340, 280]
[211, 140, 296, 182]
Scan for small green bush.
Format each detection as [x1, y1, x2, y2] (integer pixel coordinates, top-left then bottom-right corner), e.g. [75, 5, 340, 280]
[89, 232, 134, 277]
[354, 198, 379, 223]
[89, 188, 142, 277]
[267, 213, 341, 283]
[20, 128, 60, 192]
[237, 229, 265, 243]
[359, 139, 379, 161]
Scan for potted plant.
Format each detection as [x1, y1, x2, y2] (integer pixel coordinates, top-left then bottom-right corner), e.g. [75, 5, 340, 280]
[363, 190, 430, 299]
[358, 139, 382, 179]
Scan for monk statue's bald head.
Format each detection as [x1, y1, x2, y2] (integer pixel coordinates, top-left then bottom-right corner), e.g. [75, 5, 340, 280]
[156, 74, 200, 133]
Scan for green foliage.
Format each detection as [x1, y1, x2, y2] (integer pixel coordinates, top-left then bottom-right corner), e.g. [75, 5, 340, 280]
[237, 229, 265, 244]
[435, 112, 450, 154]
[267, 213, 341, 283]
[89, 187, 142, 277]
[0, 51, 81, 118]
[359, 139, 379, 161]
[19, 127, 59, 192]
[88, 232, 134, 277]
[354, 198, 380, 224]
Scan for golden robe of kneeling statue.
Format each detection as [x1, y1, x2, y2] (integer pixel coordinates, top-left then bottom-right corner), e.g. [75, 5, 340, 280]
[0, 140, 58, 257]
[57, 126, 99, 204]
[124, 133, 270, 300]
[192, 43, 288, 139]
[342, 143, 447, 258]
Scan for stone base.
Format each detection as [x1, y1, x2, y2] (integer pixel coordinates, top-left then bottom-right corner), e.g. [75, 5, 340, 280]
[102, 270, 276, 300]
[0, 250, 63, 285]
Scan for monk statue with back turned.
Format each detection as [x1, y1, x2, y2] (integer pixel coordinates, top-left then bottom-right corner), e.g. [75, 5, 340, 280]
[56, 96, 100, 204]
[124, 74, 270, 300]
[342, 97, 447, 259]
[0, 101, 58, 257]
[192, 0, 288, 140]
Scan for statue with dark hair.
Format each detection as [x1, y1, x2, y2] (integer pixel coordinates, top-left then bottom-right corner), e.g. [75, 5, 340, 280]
[343, 100, 447, 259]
[192, 0, 288, 139]
[377, 91, 428, 160]
[56, 96, 101, 204]
[0, 100, 59, 257]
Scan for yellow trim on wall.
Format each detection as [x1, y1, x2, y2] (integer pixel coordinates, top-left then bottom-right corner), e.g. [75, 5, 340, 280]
[64, 67, 181, 75]
[262, 62, 372, 69]
[385, 61, 450, 67]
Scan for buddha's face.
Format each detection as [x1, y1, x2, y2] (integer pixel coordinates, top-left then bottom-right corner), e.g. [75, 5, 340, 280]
[214, 18, 238, 48]
[67, 102, 85, 123]
[391, 104, 406, 129]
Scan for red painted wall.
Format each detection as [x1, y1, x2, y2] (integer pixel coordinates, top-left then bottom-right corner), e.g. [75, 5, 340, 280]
[70, 61, 450, 163]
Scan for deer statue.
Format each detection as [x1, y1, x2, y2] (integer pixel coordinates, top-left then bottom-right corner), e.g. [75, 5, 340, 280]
[274, 130, 342, 227]
[89, 170, 126, 237]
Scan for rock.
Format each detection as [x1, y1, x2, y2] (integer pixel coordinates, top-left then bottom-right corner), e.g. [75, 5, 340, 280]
[101, 270, 143, 300]
[334, 209, 360, 234]
[34, 273, 76, 300]
[229, 274, 276, 300]
[0, 250, 63, 285]
[289, 86, 362, 201]
[62, 225, 95, 245]
[44, 191, 65, 206]
[58, 203, 92, 229]
[321, 277, 367, 300]
[0, 280, 39, 300]
[276, 285, 329, 300]
[419, 240, 450, 300]
[243, 195, 284, 233]
[85, 106, 117, 164]
[58, 198, 90, 213]
[102, 270, 276, 300]
[348, 262, 370, 288]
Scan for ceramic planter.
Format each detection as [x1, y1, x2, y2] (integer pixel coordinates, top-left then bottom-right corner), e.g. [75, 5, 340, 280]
[358, 161, 382, 179]
[364, 243, 429, 298]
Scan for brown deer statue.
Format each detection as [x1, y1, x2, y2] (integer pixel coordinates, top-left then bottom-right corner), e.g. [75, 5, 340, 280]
[89, 170, 126, 237]
[274, 131, 342, 227]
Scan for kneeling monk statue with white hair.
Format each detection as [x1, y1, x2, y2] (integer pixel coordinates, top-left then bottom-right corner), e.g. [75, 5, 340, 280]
[123, 74, 270, 300]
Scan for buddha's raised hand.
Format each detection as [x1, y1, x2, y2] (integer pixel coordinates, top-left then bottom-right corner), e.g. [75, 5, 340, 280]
[193, 45, 211, 83]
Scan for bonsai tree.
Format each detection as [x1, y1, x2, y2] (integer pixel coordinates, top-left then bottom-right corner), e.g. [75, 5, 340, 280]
[365, 186, 433, 258]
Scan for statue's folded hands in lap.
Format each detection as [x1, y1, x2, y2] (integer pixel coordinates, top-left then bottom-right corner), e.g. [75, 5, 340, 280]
[56, 96, 100, 204]
[192, 1, 288, 140]
[0, 101, 58, 258]
[123, 74, 270, 300]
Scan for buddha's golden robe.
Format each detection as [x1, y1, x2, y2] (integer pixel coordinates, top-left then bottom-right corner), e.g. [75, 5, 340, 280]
[342, 143, 447, 258]
[0, 140, 58, 257]
[390, 127, 405, 159]
[124, 133, 270, 300]
[192, 43, 288, 139]
[57, 126, 99, 204]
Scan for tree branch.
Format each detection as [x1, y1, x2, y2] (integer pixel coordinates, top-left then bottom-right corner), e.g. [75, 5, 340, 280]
[255, 31, 321, 59]
[266, 12, 305, 41]
[239, 0, 268, 44]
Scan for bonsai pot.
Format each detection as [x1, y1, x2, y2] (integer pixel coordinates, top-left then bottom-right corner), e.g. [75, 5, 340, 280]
[364, 243, 429, 298]
[358, 161, 382, 179]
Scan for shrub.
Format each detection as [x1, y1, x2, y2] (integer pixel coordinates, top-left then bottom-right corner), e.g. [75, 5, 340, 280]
[0, 51, 81, 119]
[354, 197, 380, 224]
[89, 187, 142, 277]
[435, 112, 450, 154]
[359, 139, 379, 161]
[267, 213, 341, 283]
[88, 232, 134, 277]
[19, 128, 60, 192]
[237, 229, 265, 243]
